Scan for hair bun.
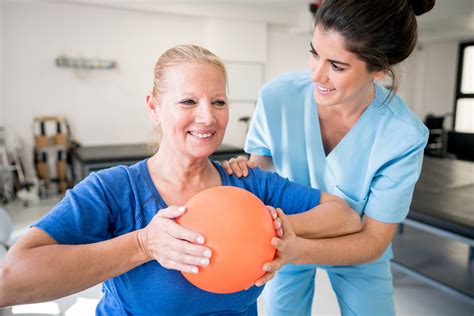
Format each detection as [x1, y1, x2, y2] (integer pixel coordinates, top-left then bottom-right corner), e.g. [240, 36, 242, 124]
[410, 0, 436, 16]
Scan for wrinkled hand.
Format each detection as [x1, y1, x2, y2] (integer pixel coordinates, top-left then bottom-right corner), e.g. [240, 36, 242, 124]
[221, 156, 256, 177]
[137, 206, 212, 274]
[255, 207, 298, 287]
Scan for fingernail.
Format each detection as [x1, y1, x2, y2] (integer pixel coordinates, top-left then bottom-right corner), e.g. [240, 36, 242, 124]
[264, 265, 272, 272]
[178, 206, 186, 212]
[203, 250, 212, 258]
[200, 258, 209, 265]
[192, 267, 198, 274]
[196, 236, 204, 244]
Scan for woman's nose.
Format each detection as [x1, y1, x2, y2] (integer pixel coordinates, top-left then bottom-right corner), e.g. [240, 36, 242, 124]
[195, 103, 216, 125]
[310, 61, 328, 83]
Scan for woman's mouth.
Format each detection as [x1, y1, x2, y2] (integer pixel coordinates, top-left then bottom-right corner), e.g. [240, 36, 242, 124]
[317, 84, 336, 95]
[188, 131, 216, 139]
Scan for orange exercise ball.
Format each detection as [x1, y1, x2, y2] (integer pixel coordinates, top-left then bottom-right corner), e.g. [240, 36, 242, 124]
[177, 186, 276, 294]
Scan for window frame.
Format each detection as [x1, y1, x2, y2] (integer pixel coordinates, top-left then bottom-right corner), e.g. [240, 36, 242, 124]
[452, 41, 474, 130]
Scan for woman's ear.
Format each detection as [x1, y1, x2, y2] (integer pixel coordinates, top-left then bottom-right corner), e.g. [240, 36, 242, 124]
[146, 93, 160, 125]
[372, 70, 386, 82]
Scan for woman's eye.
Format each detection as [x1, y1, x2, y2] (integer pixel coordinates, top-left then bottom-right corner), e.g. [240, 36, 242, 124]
[331, 63, 345, 72]
[309, 43, 318, 58]
[309, 49, 318, 58]
[180, 99, 196, 106]
[213, 100, 227, 107]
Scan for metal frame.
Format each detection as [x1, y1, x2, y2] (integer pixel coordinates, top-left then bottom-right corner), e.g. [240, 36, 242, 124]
[402, 218, 474, 247]
[391, 261, 474, 305]
[395, 218, 474, 303]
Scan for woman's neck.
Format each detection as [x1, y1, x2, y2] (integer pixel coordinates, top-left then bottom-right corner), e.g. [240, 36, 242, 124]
[147, 145, 220, 192]
[320, 83, 375, 121]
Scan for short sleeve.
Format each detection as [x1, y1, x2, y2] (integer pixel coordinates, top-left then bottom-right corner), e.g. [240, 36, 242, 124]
[249, 168, 321, 215]
[244, 92, 272, 157]
[364, 136, 427, 223]
[32, 173, 115, 245]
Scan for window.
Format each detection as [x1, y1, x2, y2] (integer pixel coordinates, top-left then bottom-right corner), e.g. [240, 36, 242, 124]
[453, 41, 474, 133]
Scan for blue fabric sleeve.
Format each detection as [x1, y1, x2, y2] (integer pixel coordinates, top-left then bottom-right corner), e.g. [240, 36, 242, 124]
[249, 168, 321, 215]
[244, 92, 272, 156]
[32, 171, 121, 245]
[364, 136, 427, 223]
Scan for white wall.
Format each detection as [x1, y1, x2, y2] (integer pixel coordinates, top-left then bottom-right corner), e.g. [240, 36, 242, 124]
[2, 2, 271, 178]
[418, 40, 459, 121]
[2, 1, 468, 180]
[3, 2, 206, 147]
[266, 25, 309, 80]
[398, 40, 459, 126]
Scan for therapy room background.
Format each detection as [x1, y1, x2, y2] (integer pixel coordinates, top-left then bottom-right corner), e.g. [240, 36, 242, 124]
[0, 0, 473, 315]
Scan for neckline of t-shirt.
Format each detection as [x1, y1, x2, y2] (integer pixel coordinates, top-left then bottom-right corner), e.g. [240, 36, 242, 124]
[140, 159, 230, 209]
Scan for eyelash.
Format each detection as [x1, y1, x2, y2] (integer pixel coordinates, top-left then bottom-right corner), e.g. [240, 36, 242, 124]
[213, 100, 227, 107]
[179, 99, 227, 107]
[309, 43, 318, 58]
[310, 43, 346, 72]
[180, 99, 196, 106]
[331, 63, 344, 72]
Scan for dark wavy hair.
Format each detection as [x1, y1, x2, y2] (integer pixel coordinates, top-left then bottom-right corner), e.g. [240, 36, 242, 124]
[315, 0, 435, 95]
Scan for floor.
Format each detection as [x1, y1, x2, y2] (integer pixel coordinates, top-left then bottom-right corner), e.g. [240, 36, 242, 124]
[1, 198, 473, 316]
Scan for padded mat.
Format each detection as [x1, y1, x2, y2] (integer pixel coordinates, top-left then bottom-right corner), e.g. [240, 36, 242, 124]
[409, 157, 474, 238]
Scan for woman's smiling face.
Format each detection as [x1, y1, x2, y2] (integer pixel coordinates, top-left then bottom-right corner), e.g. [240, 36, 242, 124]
[152, 61, 228, 160]
[309, 25, 384, 110]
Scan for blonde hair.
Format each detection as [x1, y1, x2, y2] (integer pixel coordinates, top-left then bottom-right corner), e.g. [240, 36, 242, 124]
[152, 44, 227, 99]
[148, 45, 227, 153]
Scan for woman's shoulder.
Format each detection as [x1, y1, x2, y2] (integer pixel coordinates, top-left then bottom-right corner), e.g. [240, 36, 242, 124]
[213, 160, 268, 193]
[83, 159, 147, 193]
[93, 161, 140, 179]
[374, 84, 428, 140]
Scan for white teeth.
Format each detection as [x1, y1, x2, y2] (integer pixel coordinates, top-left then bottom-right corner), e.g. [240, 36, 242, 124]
[190, 131, 214, 138]
[318, 85, 335, 92]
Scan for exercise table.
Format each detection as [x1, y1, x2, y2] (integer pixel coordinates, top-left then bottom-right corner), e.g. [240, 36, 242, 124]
[71, 143, 246, 183]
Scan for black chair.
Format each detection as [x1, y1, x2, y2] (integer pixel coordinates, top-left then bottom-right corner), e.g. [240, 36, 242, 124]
[447, 131, 474, 162]
[424, 114, 448, 158]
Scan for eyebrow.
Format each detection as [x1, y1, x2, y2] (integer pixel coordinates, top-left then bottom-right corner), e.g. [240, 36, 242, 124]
[310, 42, 350, 67]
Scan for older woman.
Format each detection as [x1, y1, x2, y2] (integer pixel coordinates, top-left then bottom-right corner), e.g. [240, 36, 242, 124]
[0, 45, 361, 315]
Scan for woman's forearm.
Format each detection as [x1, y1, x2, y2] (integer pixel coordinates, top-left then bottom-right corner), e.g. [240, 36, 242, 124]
[291, 218, 398, 265]
[0, 229, 149, 307]
[288, 198, 362, 239]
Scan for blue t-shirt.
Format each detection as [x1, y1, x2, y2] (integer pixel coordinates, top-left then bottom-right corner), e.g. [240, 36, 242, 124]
[33, 159, 320, 315]
[245, 70, 428, 262]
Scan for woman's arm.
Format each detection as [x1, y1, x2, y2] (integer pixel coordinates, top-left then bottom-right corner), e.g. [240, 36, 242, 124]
[249, 155, 273, 171]
[288, 192, 362, 239]
[295, 216, 397, 265]
[221, 154, 273, 177]
[0, 206, 211, 308]
[223, 154, 362, 239]
[0, 227, 147, 307]
[251, 155, 362, 238]
[263, 215, 397, 273]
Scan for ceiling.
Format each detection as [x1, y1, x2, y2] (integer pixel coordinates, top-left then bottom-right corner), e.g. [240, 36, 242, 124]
[21, 0, 474, 42]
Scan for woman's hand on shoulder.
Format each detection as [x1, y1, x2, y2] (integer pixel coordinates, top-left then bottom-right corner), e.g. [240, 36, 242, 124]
[137, 206, 212, 274]
[221, 156, 256, 177]
[254, 207, 299, 287]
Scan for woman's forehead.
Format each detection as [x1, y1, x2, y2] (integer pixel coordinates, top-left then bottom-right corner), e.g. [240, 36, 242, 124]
[162, 62, 227, 96]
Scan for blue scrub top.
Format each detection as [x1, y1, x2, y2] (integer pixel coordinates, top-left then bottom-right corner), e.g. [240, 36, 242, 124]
[245, 70, 428, 262]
